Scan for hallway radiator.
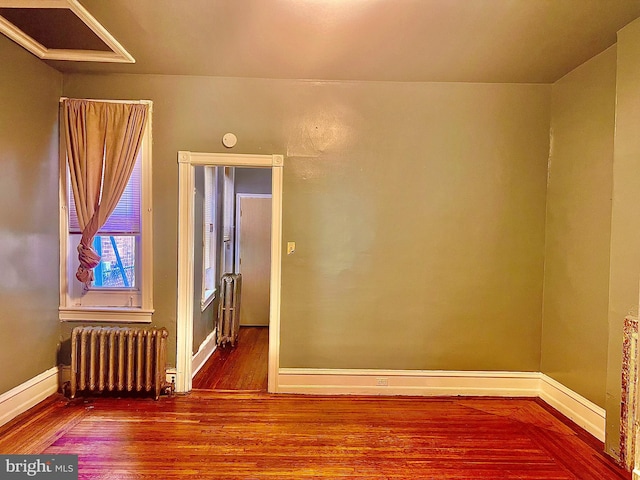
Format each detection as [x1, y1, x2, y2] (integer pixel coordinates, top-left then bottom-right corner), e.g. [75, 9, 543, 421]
[217, 273, 242, 347]
[70, 326, 169, 400]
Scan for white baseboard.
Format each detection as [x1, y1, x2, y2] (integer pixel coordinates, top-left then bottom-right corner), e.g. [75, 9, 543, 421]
[278, 368, 541, 397]
[538, 374, 606, 442]
[633, 468, 640, 480]
[0, 365, 610, 447]
[0, 367, 59, 428]
[191, 329, 217, 378]
[278, 368, 605, 441]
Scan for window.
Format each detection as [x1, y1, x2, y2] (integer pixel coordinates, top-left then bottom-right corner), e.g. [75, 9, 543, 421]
[59, 100, 153, 322]
[68, 158, 140, 289]
[201, 166, 219, 310]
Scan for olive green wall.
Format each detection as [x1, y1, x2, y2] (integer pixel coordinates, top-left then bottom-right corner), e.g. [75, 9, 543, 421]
[62, 75, 551, 371]
[280, 83, 550, 369]
[605, 17, 640, 459]
[0, 36, 62, 394]
[541, 46, 617, 408]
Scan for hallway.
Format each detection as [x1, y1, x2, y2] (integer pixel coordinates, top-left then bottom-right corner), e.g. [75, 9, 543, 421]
[192, 327, 268, 391]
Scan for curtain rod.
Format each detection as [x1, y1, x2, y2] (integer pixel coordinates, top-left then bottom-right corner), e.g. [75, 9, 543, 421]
[59, 97, 151, 105]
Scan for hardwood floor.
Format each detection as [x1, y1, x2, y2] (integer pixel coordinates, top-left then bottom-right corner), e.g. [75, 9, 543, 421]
[0, 328, 630, 478]
[0, 391, 630, 479]
[193, 326, 268, 391]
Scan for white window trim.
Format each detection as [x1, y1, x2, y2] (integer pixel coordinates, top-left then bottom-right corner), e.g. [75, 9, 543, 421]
[220, 167, 236, 275]
[201, 288, 216, 312]
[201, 166, 218, 311]
[59, 99, 154, 323]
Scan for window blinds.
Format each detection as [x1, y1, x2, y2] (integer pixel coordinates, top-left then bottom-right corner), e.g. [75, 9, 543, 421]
[68, 154, 141, 235]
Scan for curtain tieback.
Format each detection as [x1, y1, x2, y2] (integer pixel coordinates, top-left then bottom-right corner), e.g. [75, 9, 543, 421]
[76, 243, 101, 285]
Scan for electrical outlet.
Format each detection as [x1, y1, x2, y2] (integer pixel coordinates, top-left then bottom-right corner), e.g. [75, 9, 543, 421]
[376, 377, 388, 386]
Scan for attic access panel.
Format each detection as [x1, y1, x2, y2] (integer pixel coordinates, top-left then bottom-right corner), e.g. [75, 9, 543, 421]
[0, 0, 133, 62]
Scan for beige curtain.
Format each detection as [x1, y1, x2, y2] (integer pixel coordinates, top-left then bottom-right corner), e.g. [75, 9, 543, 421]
[63, 99, 148, 286]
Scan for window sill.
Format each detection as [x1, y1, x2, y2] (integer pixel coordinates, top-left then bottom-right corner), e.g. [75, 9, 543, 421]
[59, 306, 154, 323]
[201, 289, 217, 312]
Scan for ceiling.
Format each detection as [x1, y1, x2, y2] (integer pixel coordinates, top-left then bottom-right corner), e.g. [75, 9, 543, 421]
[11, 0, 640, 83]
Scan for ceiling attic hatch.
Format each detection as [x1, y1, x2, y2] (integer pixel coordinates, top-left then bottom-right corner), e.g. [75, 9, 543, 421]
[0, 0, 133, 62]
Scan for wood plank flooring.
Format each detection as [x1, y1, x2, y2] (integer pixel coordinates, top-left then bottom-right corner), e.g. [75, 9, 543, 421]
[193, 326, 268, 391]
[0, 326, 630, 478]
[0, 391, 631, 479]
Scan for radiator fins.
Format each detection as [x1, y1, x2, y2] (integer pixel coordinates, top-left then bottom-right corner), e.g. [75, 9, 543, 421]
[70, 326, 169, 400]
[217, 273, 242, 347]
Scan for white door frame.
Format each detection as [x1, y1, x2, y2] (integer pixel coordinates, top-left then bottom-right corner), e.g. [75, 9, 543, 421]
[176, 151, 283, 393]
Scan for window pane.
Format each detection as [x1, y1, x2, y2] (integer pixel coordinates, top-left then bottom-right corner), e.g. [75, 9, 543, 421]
[68, 152, 141, 234]
[92, 235, 136, 288]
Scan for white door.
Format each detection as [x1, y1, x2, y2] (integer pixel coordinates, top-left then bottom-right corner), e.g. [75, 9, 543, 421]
[235, 194, 271, 326]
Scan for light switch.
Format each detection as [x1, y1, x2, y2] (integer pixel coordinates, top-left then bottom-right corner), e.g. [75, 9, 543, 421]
[287, 242, 296, 255]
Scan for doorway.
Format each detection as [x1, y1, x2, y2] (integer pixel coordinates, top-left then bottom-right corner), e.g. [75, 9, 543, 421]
[193, 178, 272, 391]
[176, 151, 283, 394]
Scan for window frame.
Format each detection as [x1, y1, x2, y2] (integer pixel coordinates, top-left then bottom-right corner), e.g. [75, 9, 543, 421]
[201, 166, 218, 311]
[65, 233, 141, 302]
[58, 99, 154, 323]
